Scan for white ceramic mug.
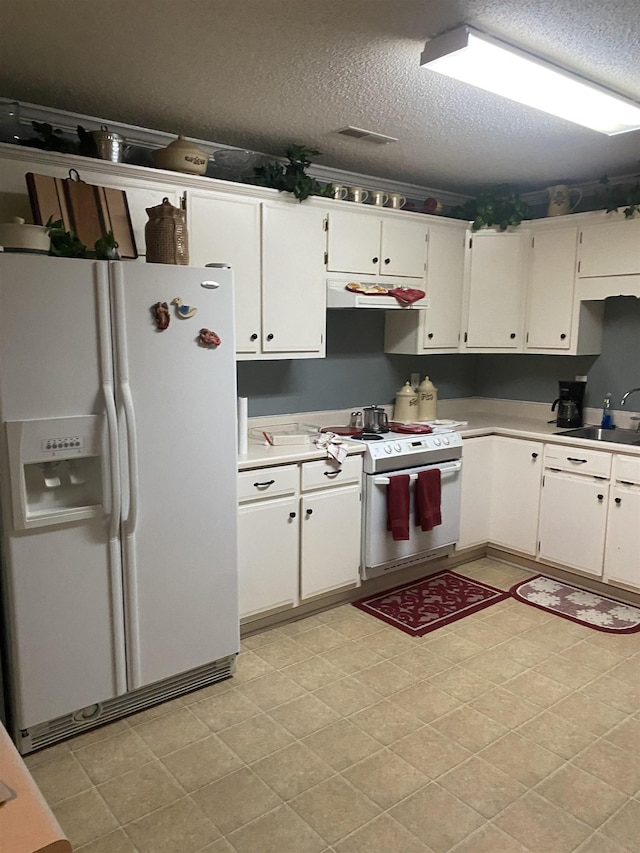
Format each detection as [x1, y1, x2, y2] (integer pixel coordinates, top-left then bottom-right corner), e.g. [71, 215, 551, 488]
[371, 190, 389, 207]
[331, 183, 348, 200]
[546, 184, 582, 217]
[348, 186, 369, 204]
[387, 193, 406, 209]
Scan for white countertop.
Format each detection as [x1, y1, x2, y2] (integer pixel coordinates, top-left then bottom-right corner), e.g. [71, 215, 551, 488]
[238, 399, 640, 470]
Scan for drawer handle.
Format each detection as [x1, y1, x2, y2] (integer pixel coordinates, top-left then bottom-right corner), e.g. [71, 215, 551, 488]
[253, 479, 275, 488]
[615, 497, 622, 505]
[324, 470, 340, 478]
[289, 511, 297, 518]
[566, 457, 587, 464]
[306, 508, 313, 516]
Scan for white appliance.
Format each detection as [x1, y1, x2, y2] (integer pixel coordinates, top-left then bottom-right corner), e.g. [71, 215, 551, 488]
[355, 429, 463, 578]
[0, 255, 239, 753]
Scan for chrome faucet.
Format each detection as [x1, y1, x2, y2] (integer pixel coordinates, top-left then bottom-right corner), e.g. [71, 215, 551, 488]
[620, 387, 640, 431]
[620, 387, 640, 406]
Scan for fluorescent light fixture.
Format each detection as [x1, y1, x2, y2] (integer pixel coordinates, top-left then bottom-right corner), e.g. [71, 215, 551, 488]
[420, 25, 640, 135]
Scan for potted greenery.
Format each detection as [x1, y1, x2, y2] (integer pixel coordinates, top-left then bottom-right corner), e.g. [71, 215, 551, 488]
[244, 144, 333, 202]
[452, 186, 533, 231]
[594, 169, 640, 219]
[44, 217, 120, 259]
[20, 121, 99, 158]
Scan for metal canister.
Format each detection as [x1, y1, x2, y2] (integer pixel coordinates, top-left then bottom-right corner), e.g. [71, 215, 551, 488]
[91, 125, 127, 162]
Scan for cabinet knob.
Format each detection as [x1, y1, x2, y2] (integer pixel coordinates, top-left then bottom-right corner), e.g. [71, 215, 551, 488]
[384, 257, 391, 265]
[597, 494, 604, 501]
[372, 257, 379, 264]
[510, 333, 516, 339]
[306, 508, 313, 516]
[427, 333, 434, 339]
[250, 333, 258, 341]
[560, 333, 567, 340]
[531, 452, 538, 458]
[615, 497, 622, 505]
[266, 333, 274, 341]
[289, 511, 297, 518]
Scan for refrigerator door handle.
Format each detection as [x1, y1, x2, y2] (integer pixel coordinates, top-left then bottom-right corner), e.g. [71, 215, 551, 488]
[120, 383, 140, 535]
[96, 263, 127, 695]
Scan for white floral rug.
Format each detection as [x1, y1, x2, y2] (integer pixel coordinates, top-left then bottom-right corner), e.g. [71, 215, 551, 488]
[511, 575, 640, 633]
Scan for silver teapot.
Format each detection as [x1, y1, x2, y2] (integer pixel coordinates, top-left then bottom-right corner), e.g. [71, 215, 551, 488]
[362, 405, 389, 434]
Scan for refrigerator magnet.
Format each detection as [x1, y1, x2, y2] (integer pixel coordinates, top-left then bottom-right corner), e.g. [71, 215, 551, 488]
[172, 297, 198, 319]
[198, 328, 221, 347]
[151, 301, 170, 330]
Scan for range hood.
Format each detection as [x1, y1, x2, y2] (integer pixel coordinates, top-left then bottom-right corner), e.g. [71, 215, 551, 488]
[326, 280, 430, 309]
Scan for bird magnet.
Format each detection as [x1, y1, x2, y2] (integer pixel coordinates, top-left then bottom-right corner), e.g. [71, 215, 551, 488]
[172, 297, 197, 319]
[151, 301, 170, 331]
[198, 328, 221, 348]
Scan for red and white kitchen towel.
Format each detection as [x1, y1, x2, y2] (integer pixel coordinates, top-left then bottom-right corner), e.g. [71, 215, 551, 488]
[386, 469, 442, 541]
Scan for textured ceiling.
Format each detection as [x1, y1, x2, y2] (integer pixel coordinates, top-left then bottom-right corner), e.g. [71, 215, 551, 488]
[1, 0, 639, 194]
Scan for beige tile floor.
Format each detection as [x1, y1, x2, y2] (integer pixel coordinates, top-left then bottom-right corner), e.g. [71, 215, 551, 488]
[25, 557, 640, 853]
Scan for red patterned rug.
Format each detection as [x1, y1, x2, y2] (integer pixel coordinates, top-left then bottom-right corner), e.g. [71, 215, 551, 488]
[353, 570, 509, 637]
[510, 575, 640, 633]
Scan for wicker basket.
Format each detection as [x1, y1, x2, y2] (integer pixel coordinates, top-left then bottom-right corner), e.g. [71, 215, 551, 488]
[145, 197, 189, 265]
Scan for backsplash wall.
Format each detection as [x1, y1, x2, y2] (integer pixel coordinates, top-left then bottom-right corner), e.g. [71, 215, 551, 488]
[237, 297, 640, 417]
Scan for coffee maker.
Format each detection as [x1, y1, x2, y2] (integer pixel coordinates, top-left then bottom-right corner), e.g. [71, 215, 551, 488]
[551, 380, 586, 428]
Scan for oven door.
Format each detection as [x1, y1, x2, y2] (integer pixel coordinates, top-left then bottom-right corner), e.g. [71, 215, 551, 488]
[362, 459, 462, 578]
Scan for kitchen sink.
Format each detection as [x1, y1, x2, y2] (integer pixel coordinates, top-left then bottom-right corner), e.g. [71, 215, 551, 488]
[555, 426, 640, 446]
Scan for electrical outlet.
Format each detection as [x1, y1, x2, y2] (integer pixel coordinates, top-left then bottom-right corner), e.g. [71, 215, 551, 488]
[411, 372, 420, 389]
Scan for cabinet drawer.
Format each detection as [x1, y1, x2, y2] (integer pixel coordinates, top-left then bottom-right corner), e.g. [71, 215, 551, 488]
[614, 454, 640, 485]
[301, 455, 362, 491]
[544, 443, 611, 478]
[238, 465, 299, 502]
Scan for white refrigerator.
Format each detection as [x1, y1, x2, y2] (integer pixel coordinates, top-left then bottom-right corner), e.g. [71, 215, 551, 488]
[0, 254, 239, 753]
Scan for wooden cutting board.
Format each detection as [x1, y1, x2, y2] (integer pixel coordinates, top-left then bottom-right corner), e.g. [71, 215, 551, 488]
[26, 171, 138, 258]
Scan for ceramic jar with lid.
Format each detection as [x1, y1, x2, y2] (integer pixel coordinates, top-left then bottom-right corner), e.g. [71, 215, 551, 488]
[153, 134, 208, 175]
[417, 376, 437, 421]
[0, 217, 50, 253]
[393, 382, 418, 423]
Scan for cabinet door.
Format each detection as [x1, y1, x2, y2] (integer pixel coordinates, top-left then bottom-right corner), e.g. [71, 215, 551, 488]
[422, 224, 465, 349]
[464, 230, 528, 349]
[326, 210, 381, 274]
[538, 472, 608, 576]
[261, 203, 326, 354]
[526, 227, 577, 350]
[379, 217, 427, 278]
[187, 191, 261, 354]
[578, 219, 640, 278]
[489, 437, 542, 555]
[238, 496, 299, 618]
[457, 436, 493, 550]
[300, 484, 361, 599]
[603, 484, 640, 590]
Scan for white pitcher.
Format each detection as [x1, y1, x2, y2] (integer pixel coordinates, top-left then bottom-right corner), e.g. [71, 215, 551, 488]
[546, 184, 582, 217]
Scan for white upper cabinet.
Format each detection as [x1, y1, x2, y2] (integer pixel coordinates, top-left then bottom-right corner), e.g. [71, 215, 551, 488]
[326, 209, 427, 279]
[187, 190, 261, 354]
[525, 226, 577, 351]
[261, 202, 327, 354]
[188, 192, 327, 359]
[577, 216, 640, 279]
[462, 228, 529, 350]
[384, 222, 466, 354]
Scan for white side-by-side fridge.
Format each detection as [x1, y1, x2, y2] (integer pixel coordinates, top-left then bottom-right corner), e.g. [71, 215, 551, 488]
[0, 254, 239, 753]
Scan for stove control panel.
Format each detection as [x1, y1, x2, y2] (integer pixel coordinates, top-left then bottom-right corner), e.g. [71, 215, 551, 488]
[362, 430, 463, 474]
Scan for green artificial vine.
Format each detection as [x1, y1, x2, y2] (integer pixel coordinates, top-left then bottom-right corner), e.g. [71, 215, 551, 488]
[595, 168, 640, 219]
[44, 217, 120, 259]
[244, 144, 333, 201]
[20, 122, 99, 158]
[452, 186, 533, 231]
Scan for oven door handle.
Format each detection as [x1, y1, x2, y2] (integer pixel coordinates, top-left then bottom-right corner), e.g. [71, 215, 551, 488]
[373, 460, 462, 486]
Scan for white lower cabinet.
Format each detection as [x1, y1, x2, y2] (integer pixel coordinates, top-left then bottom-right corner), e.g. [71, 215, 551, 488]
[489, 437, 542, 555]
[603, 455, 640, 591]
[538, 444, 612, 577]
[238, 456, 362, 619]
[457, 436, 494, 550]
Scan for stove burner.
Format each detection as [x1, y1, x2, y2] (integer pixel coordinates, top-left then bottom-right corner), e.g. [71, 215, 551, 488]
[356, 432, 385, 441]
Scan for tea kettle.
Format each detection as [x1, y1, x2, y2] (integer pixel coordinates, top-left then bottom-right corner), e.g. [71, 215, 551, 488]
[362, 405, 389, 434]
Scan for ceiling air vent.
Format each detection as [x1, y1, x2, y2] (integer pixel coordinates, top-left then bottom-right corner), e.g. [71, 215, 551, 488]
[335, 126, 399, 144]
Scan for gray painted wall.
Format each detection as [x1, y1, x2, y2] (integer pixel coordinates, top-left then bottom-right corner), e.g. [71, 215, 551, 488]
[237, 296, 640, 417]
